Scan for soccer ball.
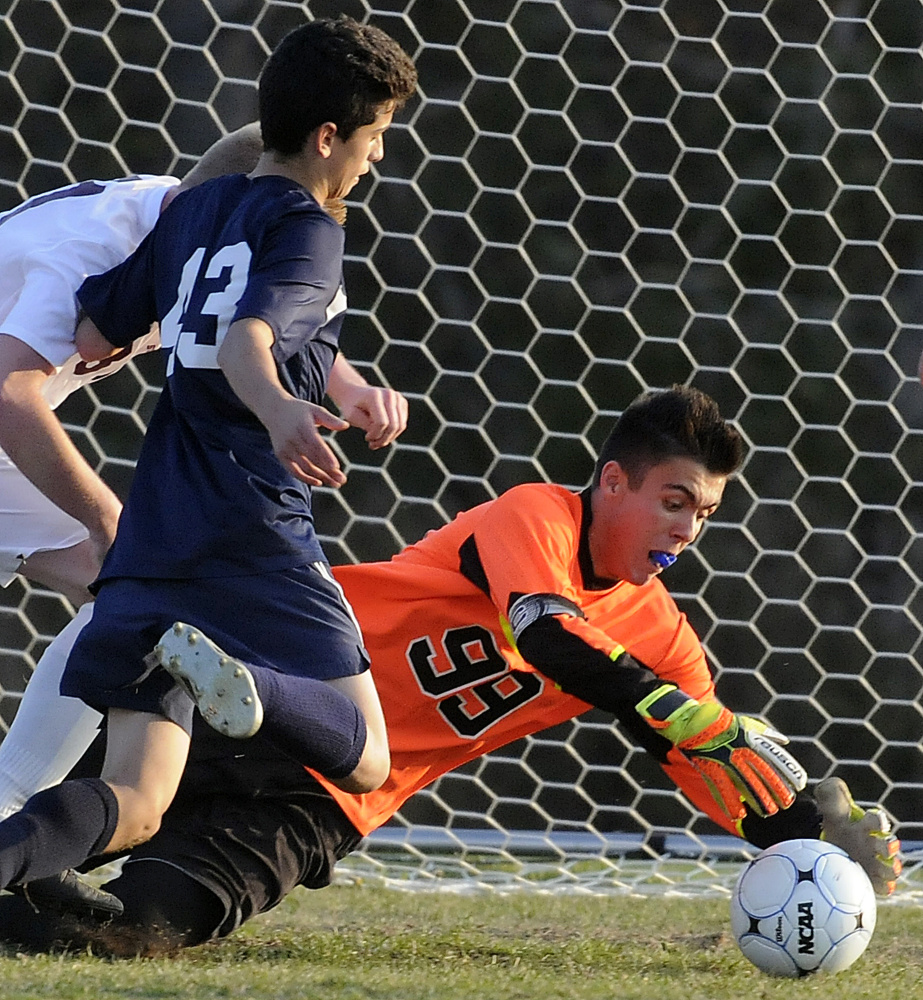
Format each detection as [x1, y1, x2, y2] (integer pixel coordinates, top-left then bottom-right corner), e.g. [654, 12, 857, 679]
[730, 838, 876, 977]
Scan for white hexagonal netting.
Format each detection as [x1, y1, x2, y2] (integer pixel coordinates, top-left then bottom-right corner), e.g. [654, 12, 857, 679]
[0, 0, 921, 896]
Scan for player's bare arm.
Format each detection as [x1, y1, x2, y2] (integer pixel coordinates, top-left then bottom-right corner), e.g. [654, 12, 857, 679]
[326, 354, 408, 450]
[74, 314, 123, 362]
[0, 333, 122, 595]
[216, 316, 349, 487]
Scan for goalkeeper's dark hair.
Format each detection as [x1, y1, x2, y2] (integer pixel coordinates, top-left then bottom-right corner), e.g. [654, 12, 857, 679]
[259, 15, 417, 156]
[593, 384, 744, 489]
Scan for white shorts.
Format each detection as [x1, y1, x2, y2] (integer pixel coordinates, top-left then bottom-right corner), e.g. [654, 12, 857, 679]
[0, 452, 87, 587]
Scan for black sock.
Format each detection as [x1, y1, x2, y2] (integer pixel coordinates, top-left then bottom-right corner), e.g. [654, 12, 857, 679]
[247, 666, 367, 779]
[0, 777, 118, 888]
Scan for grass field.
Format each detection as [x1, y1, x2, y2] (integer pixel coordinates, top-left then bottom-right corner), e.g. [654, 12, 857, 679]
[0, 884, 920, 1000]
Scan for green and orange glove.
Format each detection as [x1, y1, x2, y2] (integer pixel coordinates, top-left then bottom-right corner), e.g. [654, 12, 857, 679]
[636, 684, 807, 822]
[816, 777, 902, 896]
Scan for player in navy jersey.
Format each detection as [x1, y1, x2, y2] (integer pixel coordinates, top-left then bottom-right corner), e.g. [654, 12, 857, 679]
[0, 124, 409, 922]
[0, 16, 416, 896]
[0, 122, 407, 829]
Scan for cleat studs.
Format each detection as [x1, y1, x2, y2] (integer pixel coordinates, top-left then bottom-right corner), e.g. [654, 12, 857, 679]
[156, 623, 261, 739]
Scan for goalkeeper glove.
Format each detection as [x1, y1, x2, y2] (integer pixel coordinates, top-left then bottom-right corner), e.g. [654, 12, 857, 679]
[816, 776, 902, 896]
[636, 684, 807, 822]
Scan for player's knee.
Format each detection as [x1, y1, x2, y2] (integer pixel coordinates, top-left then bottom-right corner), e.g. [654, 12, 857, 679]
[113, 821, 163, 854]
[107, 859, 227, 952]
[108, 787, 166, 851]
[336, 765, 386, 794]
[334, 739, 390, 794]
[117, 812, 164, 851]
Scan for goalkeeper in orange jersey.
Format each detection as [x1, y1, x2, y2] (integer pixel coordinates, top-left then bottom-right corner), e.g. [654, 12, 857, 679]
[0, 384, 899, 954]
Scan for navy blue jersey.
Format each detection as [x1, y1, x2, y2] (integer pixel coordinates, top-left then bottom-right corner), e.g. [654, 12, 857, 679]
[78, 174, 347, 579]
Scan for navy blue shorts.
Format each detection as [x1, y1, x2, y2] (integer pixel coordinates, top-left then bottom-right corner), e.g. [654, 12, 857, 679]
[62, 561, 369, 733]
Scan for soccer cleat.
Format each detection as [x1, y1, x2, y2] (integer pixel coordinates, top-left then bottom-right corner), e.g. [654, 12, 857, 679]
[153, 622, 263, 739]
[11, 869, 124, 918]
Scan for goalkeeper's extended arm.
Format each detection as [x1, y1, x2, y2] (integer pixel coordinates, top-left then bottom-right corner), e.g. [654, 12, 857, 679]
[636, 684, 807, 822]
[510, 594, 806, 823]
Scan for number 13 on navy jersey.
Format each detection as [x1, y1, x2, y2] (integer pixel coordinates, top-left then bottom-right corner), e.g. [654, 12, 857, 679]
[162, 242, 252, 376]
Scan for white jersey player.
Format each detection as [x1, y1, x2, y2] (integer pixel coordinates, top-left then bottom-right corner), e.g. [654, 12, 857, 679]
[0, 175, 177, 601]
[0, 175, 179, 816]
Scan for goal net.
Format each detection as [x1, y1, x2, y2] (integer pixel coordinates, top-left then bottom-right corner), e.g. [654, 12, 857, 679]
[0, 0, 921, 897]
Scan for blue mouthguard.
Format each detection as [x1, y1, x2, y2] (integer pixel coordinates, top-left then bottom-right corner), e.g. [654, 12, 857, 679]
[650, 551, 677, 569]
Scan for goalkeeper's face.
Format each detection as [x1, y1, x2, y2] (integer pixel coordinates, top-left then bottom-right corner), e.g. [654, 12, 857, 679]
[589, 456, 726, 586]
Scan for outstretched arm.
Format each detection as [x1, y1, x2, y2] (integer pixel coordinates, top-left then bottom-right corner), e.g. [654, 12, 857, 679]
[522, 616, 900, 894]
[515, 612, 806, 824]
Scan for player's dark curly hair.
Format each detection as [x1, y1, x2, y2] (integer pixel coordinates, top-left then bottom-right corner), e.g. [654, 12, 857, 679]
[259, 15, 417, 156]
[593, 384, 744, 488]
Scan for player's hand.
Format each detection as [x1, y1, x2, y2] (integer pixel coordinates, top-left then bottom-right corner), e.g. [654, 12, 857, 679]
[816, 776, 901, 896]
[265, 397, 349, 488]
[335, 383, 408, 450]
[637, 685, 807, 821]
